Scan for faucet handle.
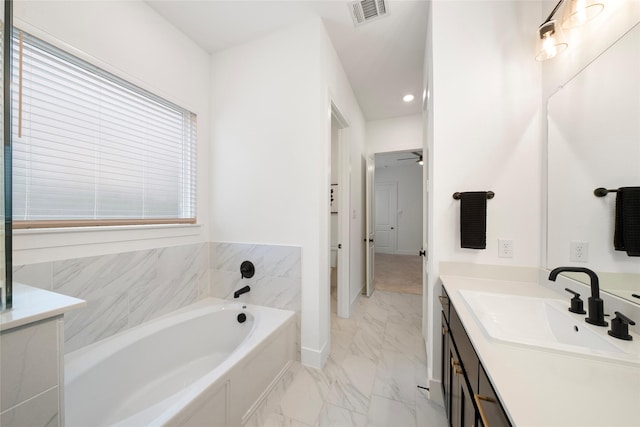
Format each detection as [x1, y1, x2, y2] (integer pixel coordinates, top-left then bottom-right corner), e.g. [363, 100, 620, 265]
[608, 312, 635, 341]
[564, 288, 586, 314]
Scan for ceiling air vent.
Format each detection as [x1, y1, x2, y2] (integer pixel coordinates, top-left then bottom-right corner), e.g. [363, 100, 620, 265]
[350, 0, 389, 26]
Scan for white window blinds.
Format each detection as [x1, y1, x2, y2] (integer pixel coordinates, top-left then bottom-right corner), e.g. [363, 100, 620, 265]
[12, 30, 197, 228]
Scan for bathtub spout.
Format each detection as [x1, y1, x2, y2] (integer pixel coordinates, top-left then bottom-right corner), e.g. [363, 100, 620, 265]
[233, 285, 251, 298]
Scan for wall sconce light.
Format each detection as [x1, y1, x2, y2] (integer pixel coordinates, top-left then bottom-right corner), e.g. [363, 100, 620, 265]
[536, 1, 568, 61]
[535, 0, 605, 61]
[536, 18, 568, 61]
[561, 0, 604, 29]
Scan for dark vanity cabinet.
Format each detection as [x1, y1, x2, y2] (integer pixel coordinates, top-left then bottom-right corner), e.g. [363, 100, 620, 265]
[441, 286, 511, 427]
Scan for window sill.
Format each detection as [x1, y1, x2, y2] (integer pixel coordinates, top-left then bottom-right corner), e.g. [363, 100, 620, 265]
[13, 223, 202, 236]
[12, 223, 204, 254]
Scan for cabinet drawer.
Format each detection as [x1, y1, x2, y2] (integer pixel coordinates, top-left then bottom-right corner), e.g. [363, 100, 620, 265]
[450, 303, 479, 395]
[477, 364, 511, 427]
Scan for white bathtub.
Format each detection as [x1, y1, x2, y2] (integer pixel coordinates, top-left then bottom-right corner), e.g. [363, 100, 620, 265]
[64, 298, 295, 427]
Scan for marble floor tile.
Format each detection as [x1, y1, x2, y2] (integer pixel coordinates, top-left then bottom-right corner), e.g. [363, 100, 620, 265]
[277, 364, 330, 426]
[263, 413, 314, 427]
[372, 350, 419, 404]
[265, 288, 446, 427]
[330, 329, 355, 363]
[348, 328, 383, 363]
[318, 402, 367, 427]
[326, 355, 377, 415]
[416, 389, 448, 427]
[366, 395, 416, 427]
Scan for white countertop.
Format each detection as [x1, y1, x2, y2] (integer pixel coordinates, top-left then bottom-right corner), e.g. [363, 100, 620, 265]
[0, 283, 86, 331]
[441, 275, 640, 427]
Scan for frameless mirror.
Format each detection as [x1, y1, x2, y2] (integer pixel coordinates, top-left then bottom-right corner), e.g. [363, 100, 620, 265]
[1, 0, 10, 310]
[547, 23, 640, 305]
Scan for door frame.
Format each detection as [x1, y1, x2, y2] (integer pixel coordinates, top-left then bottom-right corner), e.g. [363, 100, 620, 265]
[365, 155, 375, 296]
[365, 148, 425, 299]
[331, 103, 351, 319]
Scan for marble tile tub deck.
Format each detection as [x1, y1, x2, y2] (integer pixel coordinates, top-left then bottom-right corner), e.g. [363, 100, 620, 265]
[259, 290, 447, 427]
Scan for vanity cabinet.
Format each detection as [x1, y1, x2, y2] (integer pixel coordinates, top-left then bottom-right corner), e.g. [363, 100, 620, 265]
[441, 286, 510, 427]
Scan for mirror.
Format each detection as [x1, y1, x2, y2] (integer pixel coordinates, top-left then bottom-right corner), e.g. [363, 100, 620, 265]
[547, 23, 640, 305]
[1, 0, 9, 310]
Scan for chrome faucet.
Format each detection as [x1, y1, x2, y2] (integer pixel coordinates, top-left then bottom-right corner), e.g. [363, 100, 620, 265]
[548, 267, 608, 327]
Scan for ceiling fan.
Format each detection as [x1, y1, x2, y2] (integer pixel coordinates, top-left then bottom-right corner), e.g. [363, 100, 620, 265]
[398, 151, 423, 165]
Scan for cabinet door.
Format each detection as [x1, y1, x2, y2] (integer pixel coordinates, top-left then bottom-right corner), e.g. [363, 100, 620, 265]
[450, 349, 461, 427]
[450, 344, 477, 427]
[476, 364, 511, 427]
[442, 313, 451, 422]
[460, 378, 477, 427]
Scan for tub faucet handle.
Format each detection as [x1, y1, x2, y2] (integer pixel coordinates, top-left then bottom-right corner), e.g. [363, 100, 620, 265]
[240, 261, 255, 279]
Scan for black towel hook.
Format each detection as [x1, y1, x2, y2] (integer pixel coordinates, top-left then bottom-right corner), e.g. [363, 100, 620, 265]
[453, 191, 495, 200]
[594, 187, 619, 197]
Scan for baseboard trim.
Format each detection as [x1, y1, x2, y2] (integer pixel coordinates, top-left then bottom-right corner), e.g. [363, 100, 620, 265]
[350, 289, 360, 313]
[301, 341, 329, 369]
[428, 379, 443, 405]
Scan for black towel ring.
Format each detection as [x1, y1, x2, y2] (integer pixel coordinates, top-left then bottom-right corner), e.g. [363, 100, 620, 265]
[594, 187, 619, 197]
[453, 191, 495, 200]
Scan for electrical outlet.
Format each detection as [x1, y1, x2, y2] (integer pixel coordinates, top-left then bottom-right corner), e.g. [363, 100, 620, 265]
[498, 239, 514, 258]
[570, 241, 589, 262]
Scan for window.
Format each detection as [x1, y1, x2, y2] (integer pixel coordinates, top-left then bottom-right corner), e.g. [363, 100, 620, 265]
[11, 30, 197, 228]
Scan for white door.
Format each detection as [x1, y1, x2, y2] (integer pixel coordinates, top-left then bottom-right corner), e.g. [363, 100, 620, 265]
[374, 182, 397, 254]
[365, 156, 375, 296]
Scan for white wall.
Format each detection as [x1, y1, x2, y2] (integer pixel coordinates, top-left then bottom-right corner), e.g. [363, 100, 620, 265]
[426, 0, 542, 393]
[12, 0, 211, 265]
[375, 164, 423, 255]
[209, 18, 366, 368]
[366, 114, 422, 155]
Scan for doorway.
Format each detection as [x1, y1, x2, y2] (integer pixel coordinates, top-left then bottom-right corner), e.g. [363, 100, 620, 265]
[329, 104, 350, 319]
[370, 150, 424, 295]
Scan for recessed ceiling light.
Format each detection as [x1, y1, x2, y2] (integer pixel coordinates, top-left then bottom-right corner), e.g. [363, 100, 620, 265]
[403, 94, 415, 102]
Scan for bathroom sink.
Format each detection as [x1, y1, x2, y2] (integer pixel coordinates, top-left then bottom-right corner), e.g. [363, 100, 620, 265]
[458, 290, 640, 366]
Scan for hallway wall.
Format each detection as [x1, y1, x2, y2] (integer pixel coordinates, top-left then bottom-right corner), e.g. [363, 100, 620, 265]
[366, 114, 422, 155]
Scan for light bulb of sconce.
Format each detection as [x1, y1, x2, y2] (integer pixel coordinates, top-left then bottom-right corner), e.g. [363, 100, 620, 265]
[403, 94, 415, 102]
[562, 0, 604, 29]
[535, 19, 568, 61]
[543, 32, 558, 58]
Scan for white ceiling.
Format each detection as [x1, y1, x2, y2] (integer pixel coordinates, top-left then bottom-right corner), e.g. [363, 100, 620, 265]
[145, 0, 428, 121]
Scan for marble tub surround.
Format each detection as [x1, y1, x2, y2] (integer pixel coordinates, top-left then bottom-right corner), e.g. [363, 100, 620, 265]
[260, 290, 447, 427]
[210, 242, 302, 353]
[13, 243, 209, 353]
[210, 242, 301, 306]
